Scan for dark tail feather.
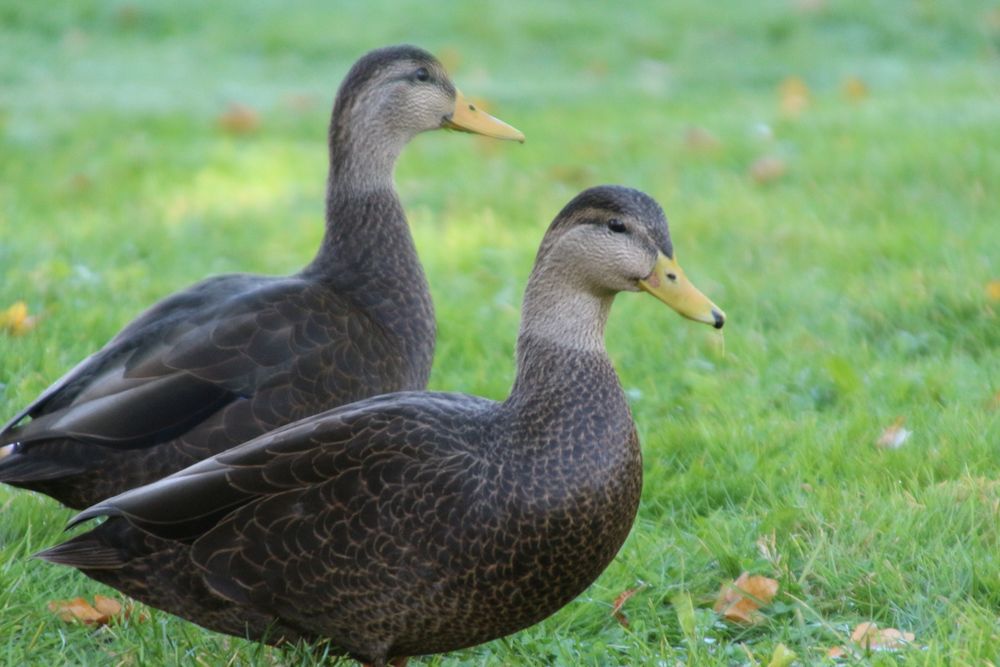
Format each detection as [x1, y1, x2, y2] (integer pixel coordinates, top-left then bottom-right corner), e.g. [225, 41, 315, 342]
[35, 532, 125, 569]
[0, 450, 86, 482]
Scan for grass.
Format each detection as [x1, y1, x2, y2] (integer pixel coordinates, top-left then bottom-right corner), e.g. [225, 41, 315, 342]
[1, 0, 998, 664]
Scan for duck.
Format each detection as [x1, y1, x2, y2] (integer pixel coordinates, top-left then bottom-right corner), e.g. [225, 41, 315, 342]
[38, 185, 725, 666]
[0, 45, 524, 509]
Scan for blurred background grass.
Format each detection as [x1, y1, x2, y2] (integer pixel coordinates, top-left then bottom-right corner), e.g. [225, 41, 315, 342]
[1, 0, 998, 664]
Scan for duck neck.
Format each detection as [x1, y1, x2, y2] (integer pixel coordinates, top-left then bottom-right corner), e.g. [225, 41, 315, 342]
[511, 263, 614, 394]
[305, 106, 413, 276]
[326, 112, 406, 195]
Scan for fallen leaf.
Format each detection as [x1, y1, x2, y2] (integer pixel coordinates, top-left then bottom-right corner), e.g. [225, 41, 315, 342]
[546, 164, 595, 187]
[779, 76, 810, 117]
[984, 7, 1000, 30]
[683, 126, 721, 153]
[828, 621, 917, 657]
[50, 595, 120, 626]
[841, 76, 868, 102]
[826, 645, 847, 658]
[851, 622, 915, 649]
[0, 301, 38, 336]
[282, 93, 316, 112]
[713, 572, 779, 625]
[750, 156, 787, 184]
[68, 172, 93, 192]
[217, 103, 260, 135]
[49, 598, 105, 625]
[93, 595, 122, 618]
[792, 0, 826, 13]
[61, 28, 88, 54]
[49, 595, 146, 626]
[877, 417, 911, 449]
[610, 585, 644, 627]
[584, 59, 609, 78]
[116, 4, 140, 28]
[986, 280, 1000, 302]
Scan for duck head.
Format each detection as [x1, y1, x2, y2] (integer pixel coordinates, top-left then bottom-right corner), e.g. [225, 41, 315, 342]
[536, 185, 725, 329]
[330, 45, 524, 148]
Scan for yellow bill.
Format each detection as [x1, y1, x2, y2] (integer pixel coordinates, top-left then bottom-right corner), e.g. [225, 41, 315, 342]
[639, 252, 725, 329]
[444, 90, 525, 143]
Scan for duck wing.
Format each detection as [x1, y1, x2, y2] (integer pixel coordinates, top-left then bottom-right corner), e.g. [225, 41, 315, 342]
[1, 272, 355, 457]
[69, 392, 495, 623]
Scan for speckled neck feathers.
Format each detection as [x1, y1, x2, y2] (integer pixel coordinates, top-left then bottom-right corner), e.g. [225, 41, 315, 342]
[301, 63, 434, 345]
[311, 82, 415, 269]
[518, 270, 613, 354]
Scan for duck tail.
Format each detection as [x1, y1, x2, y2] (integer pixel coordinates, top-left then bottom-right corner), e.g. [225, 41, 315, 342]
[35, 530, 127, 570]
[0, 443, 87, 483]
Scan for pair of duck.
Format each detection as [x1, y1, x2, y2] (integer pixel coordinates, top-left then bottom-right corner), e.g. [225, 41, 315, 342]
[0, 45, 725, 666]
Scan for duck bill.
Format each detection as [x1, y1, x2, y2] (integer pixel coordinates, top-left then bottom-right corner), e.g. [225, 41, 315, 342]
[638, 253, 726, 329]
[443, 90, 525, 143]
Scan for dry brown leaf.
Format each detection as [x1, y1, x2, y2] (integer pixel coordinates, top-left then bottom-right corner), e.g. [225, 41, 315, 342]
[50, 596, 120, 626]
[547, 164, 595, 188]
[713, 572, 778, 625]
[217, 103, 260, 135]
[49, 595, 146, 626]
[841, 76, 869, 102]
[61, 28, 88, 54]
[93, 595, 122, 618]
[984, 7, 1000, 30]
[828, 621, 917, 657]
[585, 59, 609, 78]
[877, 417, 911, 449]
[68, 172, 93, 192]
[779, 76, 810, 117]
[49, 597, 106, 625]
[683, 126, 721, 153]
[986, 280, 1000, 303]
[750, 156, 787, 184]
[282, 93, 317, 112]
[610, 586, 643, 627]
[851, 622, 915, 649]
[792, 0, 826, 13]
[117, 4, 140, 28]
[0, 301, 38, 336]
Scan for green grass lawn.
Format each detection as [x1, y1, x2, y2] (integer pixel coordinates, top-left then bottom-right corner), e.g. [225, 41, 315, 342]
[2, 1, 999, 664]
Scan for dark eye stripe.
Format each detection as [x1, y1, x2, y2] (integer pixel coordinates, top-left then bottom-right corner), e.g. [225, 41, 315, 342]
[415, 67, 430, 82]
[607, 219, 627, 233]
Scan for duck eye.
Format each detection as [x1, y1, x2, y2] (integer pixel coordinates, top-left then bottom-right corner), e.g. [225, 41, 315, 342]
[607, 219, 627, 233]
[414, 67, 430, 82]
